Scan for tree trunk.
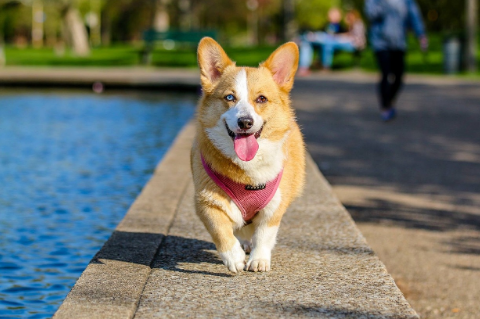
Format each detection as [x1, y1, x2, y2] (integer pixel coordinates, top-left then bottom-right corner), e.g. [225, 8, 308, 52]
[63, 6, 90, 56]
[0, 45, 5, 67]
[88, 0, 101, 46]
[153, 0, 170, 32]
[282, 0, 296, 42]
[0, 10, 5, 66]
[466, 0, 478, 72]
[178, 0, 191, 30]
[32, 0, 44, 48]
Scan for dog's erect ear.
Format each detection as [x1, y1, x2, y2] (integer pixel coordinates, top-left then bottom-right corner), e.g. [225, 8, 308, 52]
[197, 37, 234, 91]
[262, 42, 299, 92]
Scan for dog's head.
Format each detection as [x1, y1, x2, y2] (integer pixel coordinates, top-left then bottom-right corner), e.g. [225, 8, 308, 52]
[197, 37, 299, 163]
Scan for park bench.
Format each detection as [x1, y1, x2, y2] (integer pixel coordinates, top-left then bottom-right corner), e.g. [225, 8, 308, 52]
[141, 29, 217, 65]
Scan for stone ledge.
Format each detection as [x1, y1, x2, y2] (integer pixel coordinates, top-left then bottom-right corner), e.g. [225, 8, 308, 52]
[0, 67, 200, 90]
[54, 120, 418, 319]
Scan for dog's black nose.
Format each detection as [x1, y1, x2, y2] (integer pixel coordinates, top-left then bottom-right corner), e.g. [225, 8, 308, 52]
[238, 117, 254, 130]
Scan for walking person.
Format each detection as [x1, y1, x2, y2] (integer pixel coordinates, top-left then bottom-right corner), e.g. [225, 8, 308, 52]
[365, 0, 428, 121]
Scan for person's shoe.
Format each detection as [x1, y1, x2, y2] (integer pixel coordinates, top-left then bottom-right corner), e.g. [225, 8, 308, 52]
[381, 108, 396, 122]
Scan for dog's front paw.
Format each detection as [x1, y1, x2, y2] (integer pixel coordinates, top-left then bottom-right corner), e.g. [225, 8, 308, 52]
[246, 258, 270, 272]
[219, 241, 246, 273]
[246, 249, 271, 272]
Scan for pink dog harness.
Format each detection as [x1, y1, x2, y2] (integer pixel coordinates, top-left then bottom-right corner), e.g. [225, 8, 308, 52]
[201, 155, 283, 222]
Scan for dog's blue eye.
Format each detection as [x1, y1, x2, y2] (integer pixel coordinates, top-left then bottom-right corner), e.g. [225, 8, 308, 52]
[225, 94, 235, 102]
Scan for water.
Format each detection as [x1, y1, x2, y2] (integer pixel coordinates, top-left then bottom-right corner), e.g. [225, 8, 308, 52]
[0, 90, 196, 318]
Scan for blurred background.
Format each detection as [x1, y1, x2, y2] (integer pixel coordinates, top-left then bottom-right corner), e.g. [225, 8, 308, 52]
[1, 1, 479, 319]
[0, 0, 478, 74]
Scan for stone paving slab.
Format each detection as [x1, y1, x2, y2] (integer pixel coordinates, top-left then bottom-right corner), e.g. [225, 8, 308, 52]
[54, 120, 418, 319]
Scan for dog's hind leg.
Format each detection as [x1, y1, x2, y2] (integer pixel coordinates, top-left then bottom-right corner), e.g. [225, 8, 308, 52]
[246, 189, 286, 272]
[234, 224, 255, 253]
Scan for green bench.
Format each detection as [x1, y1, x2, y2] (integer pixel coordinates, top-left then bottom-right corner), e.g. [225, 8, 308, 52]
[141, 29, 217, 65]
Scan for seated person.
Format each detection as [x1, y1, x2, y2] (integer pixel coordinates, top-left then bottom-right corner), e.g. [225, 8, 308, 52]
[298, 9, 366, 75]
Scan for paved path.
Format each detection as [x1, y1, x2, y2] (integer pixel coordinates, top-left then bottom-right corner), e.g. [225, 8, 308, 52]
[54, 122, 417, 319]
[293, 73, 480, 319]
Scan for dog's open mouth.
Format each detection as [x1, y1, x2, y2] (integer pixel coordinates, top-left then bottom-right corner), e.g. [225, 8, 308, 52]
[225, 122, 263, 162]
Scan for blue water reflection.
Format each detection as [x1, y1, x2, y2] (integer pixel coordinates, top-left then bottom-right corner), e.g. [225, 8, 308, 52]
[0, 90, 196, 318]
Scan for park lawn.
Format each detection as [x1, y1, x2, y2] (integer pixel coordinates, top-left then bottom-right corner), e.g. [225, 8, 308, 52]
[2, 34, 479, 76]
[4, 46, 141, 66]
[3, 45, 279, 68]
[332, 34, 446, 74]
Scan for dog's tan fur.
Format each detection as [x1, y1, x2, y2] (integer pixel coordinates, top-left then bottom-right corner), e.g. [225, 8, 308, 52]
[191, 37, 305, 272]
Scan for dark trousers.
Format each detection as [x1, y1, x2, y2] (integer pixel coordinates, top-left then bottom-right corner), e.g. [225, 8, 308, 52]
[375, 50, 406, 109]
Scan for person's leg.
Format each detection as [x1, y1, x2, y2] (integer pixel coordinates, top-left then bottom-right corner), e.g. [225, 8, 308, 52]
[299, 40, 314, 69]
[388, 50, 406, 105]
[321, 42, 335, 69]
[334, 41, 356, 52]
[374, 50, 392, 109]
[321, 40, 355, 69]
[298, 38, 314, 76]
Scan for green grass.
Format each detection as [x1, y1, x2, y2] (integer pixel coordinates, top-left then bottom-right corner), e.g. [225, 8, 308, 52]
[3, 44, 278, 68]
[4, 46, 141, 66]
[332, 34, 479, 76]
[2, 34, 480, 77]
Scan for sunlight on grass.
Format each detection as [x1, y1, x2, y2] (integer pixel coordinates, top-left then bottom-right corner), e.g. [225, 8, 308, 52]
[3, 34, 480, 78]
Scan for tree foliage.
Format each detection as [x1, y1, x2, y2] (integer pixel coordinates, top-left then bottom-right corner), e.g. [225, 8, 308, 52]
[296, 0, 340, 31]
[0, 0, 478, 47]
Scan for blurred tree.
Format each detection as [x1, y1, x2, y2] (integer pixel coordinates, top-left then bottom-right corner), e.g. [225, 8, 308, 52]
[296, 0, 340, 31]
[59, 1, 89, 55]
[0, 1, 22, 65]
[466, 0, 477, 72]
[282, 0, 295, 41]
[414, 0, 466, 32]
[0, 1, 29, 45]
[101, 0, 152, 43]
[31, 0, 43, 47]
[153, 0, 170, 32]
[168, 0, 251, 44]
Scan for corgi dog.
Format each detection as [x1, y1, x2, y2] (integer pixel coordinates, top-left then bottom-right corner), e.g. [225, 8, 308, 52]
[191, 38, 305, 273]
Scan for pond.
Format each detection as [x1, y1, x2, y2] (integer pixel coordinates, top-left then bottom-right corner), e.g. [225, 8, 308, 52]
[0, 89, 196, 319]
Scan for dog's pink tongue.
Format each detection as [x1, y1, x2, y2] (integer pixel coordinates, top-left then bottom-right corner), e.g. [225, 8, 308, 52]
[234, 134, 259, 161]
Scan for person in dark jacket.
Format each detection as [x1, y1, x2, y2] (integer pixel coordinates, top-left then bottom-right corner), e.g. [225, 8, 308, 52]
[365, 0, 428, 121]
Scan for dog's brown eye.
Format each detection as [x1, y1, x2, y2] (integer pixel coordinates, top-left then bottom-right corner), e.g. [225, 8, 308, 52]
[256, 95, 267, 104]
[225, 94, 236, 102]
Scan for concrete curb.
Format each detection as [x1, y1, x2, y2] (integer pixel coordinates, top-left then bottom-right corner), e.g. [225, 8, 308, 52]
[1, 67, 478, 90]
[54, 120, 419, 319]
[0, 67, 200, 90]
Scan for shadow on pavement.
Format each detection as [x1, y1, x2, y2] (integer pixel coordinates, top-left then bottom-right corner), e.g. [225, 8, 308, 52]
[152, 235, 232, 278]
[346, 201, 480, 232]
[294, 79, 480, 236]
[90, 231, 231, 277]
[443, 235, 480, 255]
[263, 301, 416, 319]
[91, 231, 164, 266]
